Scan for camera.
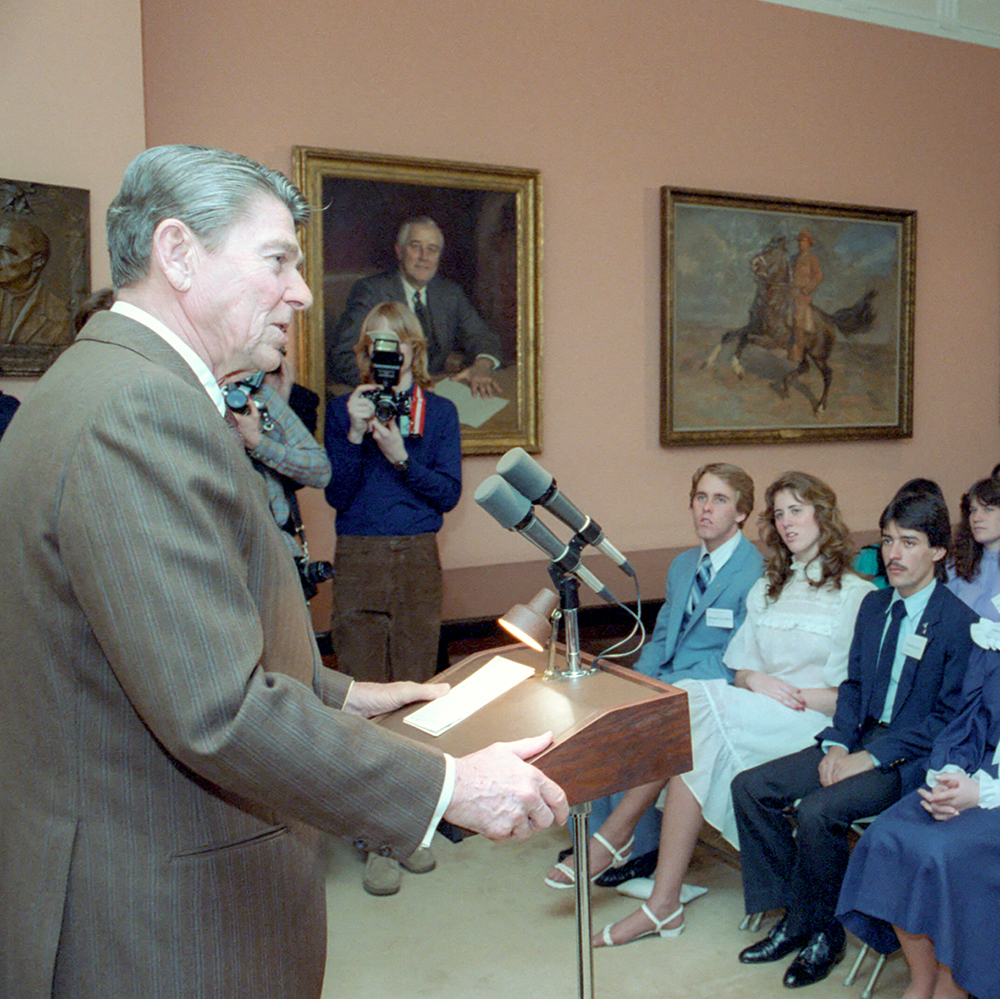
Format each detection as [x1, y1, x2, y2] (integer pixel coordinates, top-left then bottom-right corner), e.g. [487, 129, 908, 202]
[223, 370, 267, 413]
[296, 556, 334, 601]
[361, 337, 409, 424]
[223, 370, 276, 432]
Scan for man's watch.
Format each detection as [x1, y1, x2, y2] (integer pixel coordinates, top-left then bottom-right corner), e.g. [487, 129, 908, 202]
[392, 458, 409, 475]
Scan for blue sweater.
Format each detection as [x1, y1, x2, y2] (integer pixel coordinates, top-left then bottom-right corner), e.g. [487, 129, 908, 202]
[324, 390, 462, 536]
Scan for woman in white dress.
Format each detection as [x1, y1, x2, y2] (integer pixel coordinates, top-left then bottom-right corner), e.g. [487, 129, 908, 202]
[584, 471, 875, 947]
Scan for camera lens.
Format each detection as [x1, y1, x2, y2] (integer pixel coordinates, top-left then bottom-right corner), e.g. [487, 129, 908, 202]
[374, 398, 396, 423]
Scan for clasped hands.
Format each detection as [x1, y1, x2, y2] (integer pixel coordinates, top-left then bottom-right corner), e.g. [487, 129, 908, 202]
[918, 771, 980, 820]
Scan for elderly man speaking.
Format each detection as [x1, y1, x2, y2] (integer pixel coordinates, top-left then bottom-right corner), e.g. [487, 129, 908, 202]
[0, 145, 566, 999]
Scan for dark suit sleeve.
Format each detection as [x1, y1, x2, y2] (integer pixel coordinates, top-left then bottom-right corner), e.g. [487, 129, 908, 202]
[0, 392, 19, 440]
[926, 645, 997, 774]
[451, 284, 501, 362]
[814, 591, 879, 748]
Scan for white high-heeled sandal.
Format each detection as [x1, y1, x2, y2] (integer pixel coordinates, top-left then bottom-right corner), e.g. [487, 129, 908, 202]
[543, 832, 635, 889]
[598, 902, 685, 947]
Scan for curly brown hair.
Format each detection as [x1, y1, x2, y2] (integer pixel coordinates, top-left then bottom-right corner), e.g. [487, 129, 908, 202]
[950, 477, 1000, 582]
[759, 471, 855, 600]
[353, 301, 434, 390]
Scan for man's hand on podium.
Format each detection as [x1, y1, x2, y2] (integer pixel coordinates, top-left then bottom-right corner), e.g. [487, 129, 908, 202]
[445, 733, 569, 841]
[343, 680, 451, 717]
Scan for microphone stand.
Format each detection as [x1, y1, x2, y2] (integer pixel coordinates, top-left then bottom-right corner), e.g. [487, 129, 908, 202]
[544, 534, 598, 681]
[545, 534, 599, 998]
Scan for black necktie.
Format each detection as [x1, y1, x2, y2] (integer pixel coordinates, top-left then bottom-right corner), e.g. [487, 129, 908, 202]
[871, 600, 907, 721]
[412, 290, 433, 340]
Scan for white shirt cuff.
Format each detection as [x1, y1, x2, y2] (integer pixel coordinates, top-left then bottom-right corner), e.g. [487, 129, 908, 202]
[974, 769, 1000, 809]
[421, 753, 455, 847]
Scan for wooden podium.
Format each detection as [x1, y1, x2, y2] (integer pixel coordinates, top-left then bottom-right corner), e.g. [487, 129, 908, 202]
[378, 642, 692, 803]
[378, 643, 692, 999]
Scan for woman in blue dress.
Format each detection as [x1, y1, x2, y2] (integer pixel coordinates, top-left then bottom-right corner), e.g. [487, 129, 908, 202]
[837, 633, 1000, 999]
[947, 477, 1000, 621]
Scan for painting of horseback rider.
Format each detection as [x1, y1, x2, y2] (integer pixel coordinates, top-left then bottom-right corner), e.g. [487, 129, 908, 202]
[703, 231, 877, 416]
[662, 186, 914, 447]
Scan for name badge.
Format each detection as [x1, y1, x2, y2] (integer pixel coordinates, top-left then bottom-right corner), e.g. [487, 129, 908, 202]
[991, 593, 1000, 613]
[901, 633, 928, 660]
[705, 608, 734, 629]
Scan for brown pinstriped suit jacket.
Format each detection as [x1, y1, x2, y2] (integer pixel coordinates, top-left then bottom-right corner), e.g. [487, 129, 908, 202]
[0, 311, 446, 998]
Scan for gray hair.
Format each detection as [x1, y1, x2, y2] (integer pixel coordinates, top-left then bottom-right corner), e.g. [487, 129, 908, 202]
[106, 145, 311, 288]
[395, 215, 444, 250]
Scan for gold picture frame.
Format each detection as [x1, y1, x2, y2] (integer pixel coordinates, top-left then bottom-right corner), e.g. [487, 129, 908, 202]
[662, 186, 915, 446]
[293, 147, 542, 455]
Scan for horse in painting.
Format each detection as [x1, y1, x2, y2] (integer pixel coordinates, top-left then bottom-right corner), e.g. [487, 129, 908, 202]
[703, 237, 877, 415]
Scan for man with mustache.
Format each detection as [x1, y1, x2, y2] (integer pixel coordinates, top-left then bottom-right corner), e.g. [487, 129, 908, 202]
[732, 484, 975, 989]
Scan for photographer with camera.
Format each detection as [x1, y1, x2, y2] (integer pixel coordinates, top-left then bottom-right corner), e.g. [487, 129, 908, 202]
[227, 353, 333, 598]
[324, 300, 461, 895]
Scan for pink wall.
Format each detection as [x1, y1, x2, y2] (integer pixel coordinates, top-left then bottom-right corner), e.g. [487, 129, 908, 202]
[0, 0, 146, 403]
[140, 0, 1000, 593]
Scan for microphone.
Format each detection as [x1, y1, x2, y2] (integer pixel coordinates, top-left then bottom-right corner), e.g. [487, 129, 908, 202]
[474, 476, 616, 602]
[496, 448, 636, 576]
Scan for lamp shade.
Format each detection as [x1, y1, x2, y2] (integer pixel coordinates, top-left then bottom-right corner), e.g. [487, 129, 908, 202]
[498, 587, 559, 651]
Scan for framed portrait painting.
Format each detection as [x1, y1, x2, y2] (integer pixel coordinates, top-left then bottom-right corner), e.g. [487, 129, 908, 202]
[0, 177, 90, 376]
[293, 147, 541, 455]
[661, 186, 915, 446]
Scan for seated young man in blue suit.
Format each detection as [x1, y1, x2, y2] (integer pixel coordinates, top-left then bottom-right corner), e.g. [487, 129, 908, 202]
[733, 486, 975, 989]
[547, 462, 763, 890]
[633, 462, 764, 685]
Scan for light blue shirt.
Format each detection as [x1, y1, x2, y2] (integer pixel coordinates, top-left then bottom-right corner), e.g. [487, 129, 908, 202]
[878, 579, 936, 724]
[702, 526, 743, 576]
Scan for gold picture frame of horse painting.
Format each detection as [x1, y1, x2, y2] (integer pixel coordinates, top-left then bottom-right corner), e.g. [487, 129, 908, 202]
[661, 186, 915, 447]
[293, 146, 542, 456]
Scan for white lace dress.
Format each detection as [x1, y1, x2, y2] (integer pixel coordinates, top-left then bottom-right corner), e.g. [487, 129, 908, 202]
[674, 563, 875, 847]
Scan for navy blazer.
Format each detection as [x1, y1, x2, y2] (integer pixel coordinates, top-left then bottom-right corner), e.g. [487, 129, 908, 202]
[816, 582, 975, 793]
[326, 270, 501, 385]
[634, 532, 763, 683]
[0, 390, 19, 441]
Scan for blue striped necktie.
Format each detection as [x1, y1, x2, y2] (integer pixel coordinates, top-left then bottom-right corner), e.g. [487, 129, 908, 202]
[681, 554, 712, 631]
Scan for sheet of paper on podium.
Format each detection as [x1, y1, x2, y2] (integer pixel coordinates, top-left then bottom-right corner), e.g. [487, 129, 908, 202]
[404, 656, 534, 736]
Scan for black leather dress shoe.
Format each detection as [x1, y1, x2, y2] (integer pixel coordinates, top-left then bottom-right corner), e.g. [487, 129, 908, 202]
[782, 928, 846, 988]
[738, 914, 808, 964]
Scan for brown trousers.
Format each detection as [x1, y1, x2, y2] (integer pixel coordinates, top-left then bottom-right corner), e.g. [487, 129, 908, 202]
[331, 533, 442, 683]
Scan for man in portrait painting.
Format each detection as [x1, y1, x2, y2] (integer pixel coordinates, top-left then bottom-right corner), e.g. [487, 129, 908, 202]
[788, 228, 823, 363]
[327, 215, 502, 397]
[0, 217, 72, 346]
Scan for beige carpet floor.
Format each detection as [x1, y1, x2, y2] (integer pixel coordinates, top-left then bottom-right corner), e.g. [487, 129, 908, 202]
[321, 826, 907, 999]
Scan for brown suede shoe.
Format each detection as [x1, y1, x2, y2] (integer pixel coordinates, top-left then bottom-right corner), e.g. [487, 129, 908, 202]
[400, 846, 436, 874]
[363, 854, 401, 896]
